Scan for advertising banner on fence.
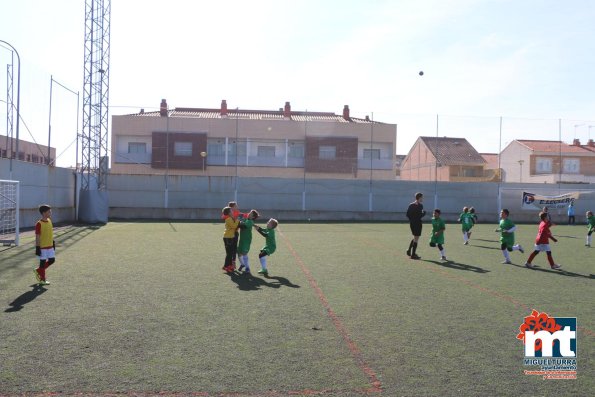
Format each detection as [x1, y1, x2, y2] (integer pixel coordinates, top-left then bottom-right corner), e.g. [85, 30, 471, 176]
[522, 192, 580, 210]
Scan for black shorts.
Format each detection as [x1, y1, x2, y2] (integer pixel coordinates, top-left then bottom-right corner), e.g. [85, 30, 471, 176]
[410, 222, 422, 237]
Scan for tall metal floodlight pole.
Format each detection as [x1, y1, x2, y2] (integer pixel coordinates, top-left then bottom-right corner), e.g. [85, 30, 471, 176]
[0, 40, 21, 178]
[80, 0, 111, 222]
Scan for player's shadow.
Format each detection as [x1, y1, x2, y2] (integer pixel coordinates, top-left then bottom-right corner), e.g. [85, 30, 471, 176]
[426, 259, 490, 274]
[471, 244, 502, 251]
[4, 285, 48, 312]
[264, 275, 300, 288]
[511, 264, 594, 279]
[228, 272, 300, 290]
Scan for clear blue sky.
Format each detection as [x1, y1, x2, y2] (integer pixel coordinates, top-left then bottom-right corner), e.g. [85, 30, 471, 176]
[2, 0, 595, 167]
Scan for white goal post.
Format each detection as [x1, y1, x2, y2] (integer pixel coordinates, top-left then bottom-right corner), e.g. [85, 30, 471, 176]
[0, 180, 19, 246]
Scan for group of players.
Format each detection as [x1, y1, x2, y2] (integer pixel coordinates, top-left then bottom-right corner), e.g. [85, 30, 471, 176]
[405, 192, 595, 269]
[221, 201, 278, 276]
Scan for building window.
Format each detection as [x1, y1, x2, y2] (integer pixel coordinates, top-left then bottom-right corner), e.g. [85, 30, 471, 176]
[563, 158, 580, 173]
[462, 167, 477, 177]
[128, 142, 147, 153]
[174, 142, 193, 157]
[536, 157, 552, 173]
[363, 149, 380, 160]
[257, 146, 276, 158]
[288, 142, 304, 158]
[319, 145, 336, 159]
[207, 143, 224, 156]
[229, 140, 247, 157]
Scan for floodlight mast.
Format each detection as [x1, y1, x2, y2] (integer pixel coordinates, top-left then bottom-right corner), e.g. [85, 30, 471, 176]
[81, 0, 111, 191]
[0, 40, 20, 178]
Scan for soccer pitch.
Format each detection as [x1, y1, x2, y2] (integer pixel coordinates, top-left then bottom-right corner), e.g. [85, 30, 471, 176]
[1, 221, 593, 396]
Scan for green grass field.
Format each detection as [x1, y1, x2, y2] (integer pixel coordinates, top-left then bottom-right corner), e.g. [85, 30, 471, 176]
[1, 221, 593, 397]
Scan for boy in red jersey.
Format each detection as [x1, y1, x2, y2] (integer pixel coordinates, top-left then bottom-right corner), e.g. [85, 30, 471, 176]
[524, 212, 561, 270]
[34, 204, 55, 285]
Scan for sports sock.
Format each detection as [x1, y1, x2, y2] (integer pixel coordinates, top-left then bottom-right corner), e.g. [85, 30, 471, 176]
[546, 252, 555, 266]
[440, 249, 445, 257]
[512, 244, 521, 251]
[527, 251, 538, 263]
[38, 260, 46, 280]
[260, 256, 267, 270]
[243, 255, 250, 271]
[502, 250, 511, 261]
[238, 255, 245, 266]
[412, 242, 418, 255]
[588, 235, 592, 245]
[463, 232, 468, 242]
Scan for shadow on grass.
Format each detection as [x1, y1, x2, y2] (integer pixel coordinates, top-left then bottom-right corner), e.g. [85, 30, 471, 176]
[510, 264, 594, 279]
[227, 271, 301, 291]
[426, 259, 490, 273]
[554, 235, 581, 239]
[472, 238, 499, 243]
[469, 244, 502, 251]
[4, 284, 48, 312]
[0, 225, 100, 279]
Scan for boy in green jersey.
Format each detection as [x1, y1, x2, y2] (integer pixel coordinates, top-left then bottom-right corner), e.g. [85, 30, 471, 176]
[255, 218, 278, 276]
[237, 210, 259, 275]
[429, 209, 447, 261]
[495, 209, 524, 264]
[586, 211, 595, 247]
[458, 207, 474, 245]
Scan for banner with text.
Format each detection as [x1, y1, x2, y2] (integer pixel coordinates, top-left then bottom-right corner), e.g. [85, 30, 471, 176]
[522, 192, 580, 210]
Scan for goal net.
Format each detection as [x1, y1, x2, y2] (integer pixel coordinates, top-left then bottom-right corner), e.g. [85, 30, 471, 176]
[0, 180, 19, 246]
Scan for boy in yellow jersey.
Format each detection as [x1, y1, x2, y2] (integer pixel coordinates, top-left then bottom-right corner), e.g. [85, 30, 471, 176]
[34, 204, 55, 285]
[222, 206, 239, 273]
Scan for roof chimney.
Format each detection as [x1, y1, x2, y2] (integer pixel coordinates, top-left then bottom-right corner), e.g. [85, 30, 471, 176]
[573, 138, 581, 146]
[343, 105, 351, 121]
[588, 139, 595, 147]
[284, 101, 291, 118]
[140, 108, 144, 114]
[365, 115, 370, 121]
[220, 99, 228, 116]
[159, 99, 168, 117]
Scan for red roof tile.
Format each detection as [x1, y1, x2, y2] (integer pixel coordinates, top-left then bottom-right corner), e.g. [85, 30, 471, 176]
[517, 140, 593, 154]
[420, 136, 486, 165]
[129, 108, 379, 124]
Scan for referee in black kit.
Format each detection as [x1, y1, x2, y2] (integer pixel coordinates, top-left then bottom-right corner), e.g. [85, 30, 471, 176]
[406, 192, 426, 260]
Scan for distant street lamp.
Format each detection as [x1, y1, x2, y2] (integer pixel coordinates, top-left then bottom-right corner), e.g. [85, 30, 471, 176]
[200, 151, 207, 172]
[518, 159, 524, 183]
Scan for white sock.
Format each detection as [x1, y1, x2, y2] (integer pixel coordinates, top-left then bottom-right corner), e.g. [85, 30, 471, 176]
[243, 255, 250, 271]
[512, 244, 521, 251]
[463, 233, 468, 242]
[588, 235, 592, 245]
[238, 255, 245, 266]
[503, 250, 511, 261]
[260, 256, 267, 270]
[440, 249, 446, 257]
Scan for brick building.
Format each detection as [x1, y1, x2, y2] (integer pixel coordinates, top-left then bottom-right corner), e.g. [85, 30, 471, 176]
[111, 100, 397, 180]
[0, 135, 56, 165]
[499, 139, 595, 183]
[400, 136, 497, 182]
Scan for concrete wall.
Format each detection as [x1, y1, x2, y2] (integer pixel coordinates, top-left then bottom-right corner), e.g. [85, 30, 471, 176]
[3, 157, 594, 226]
[107, 174, 595, 223]
[0, 158, 76, 227]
